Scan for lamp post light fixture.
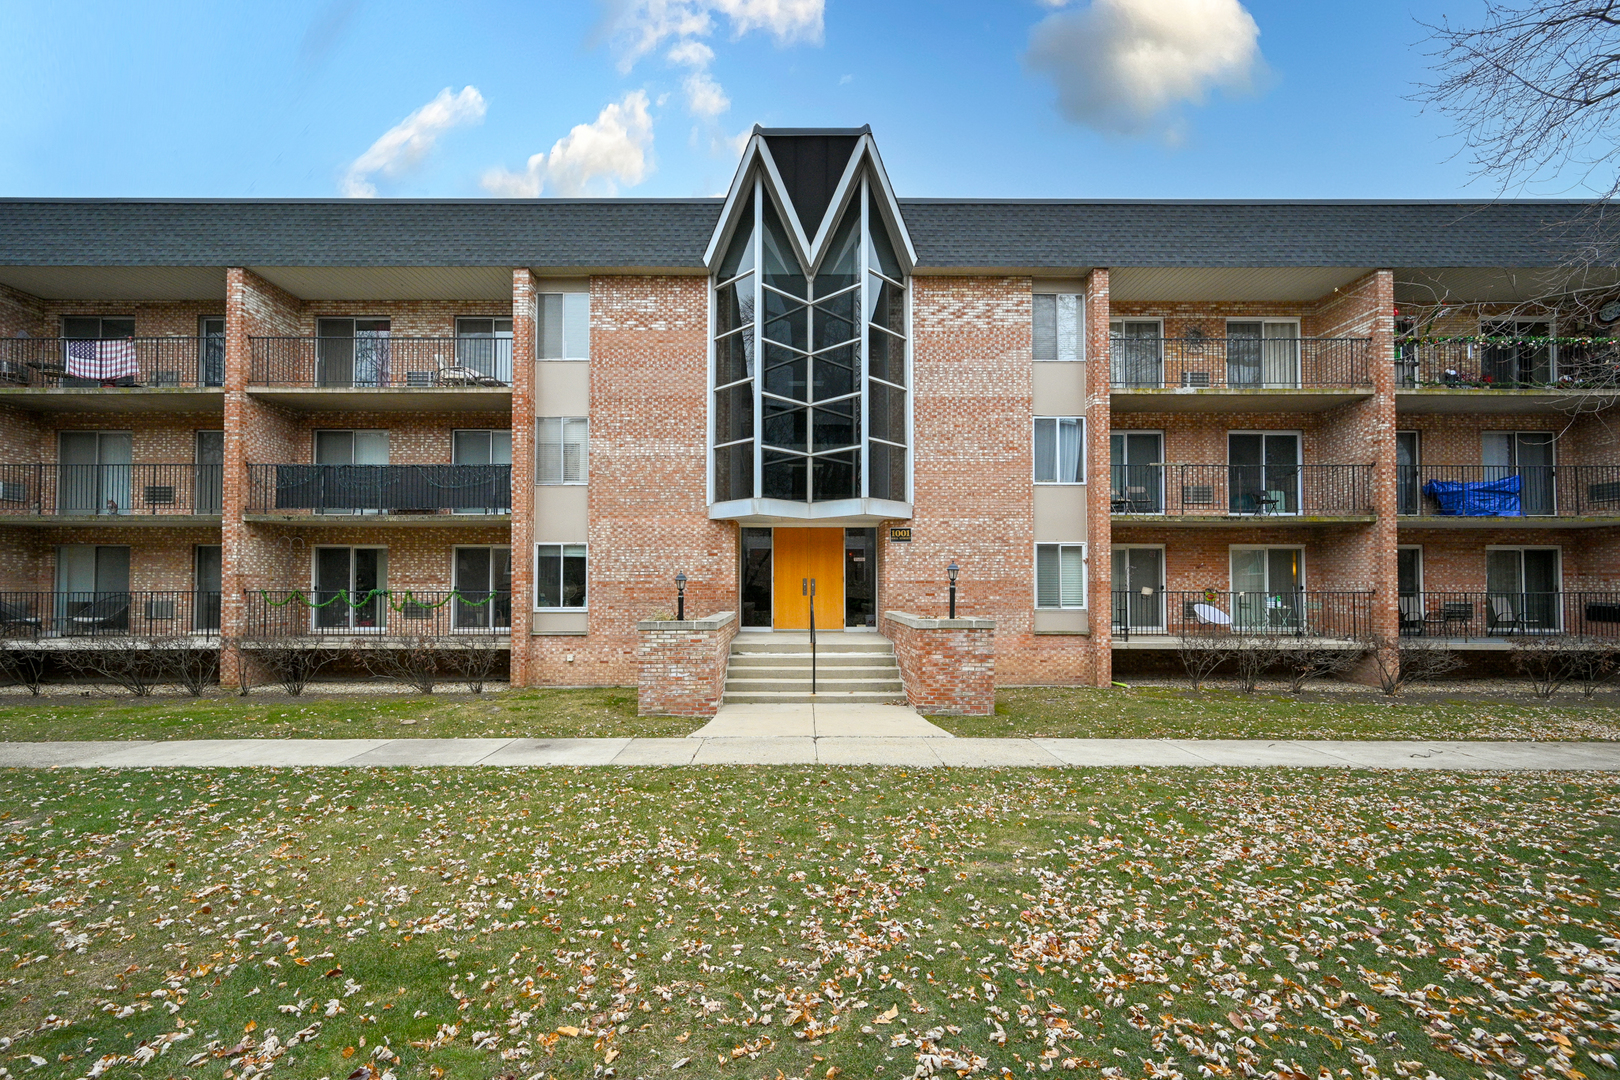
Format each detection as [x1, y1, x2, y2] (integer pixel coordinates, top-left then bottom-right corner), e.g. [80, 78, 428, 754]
[947, 561, 960, 620]
[675, 571, 687, 622]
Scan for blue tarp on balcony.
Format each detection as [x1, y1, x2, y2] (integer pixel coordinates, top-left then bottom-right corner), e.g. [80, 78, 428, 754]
[1423, 474, 1522, 516]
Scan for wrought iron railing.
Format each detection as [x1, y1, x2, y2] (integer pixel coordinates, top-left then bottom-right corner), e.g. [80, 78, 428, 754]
[0, 464, 223, 516]
[1109, 463, 1374, 516]
[1109, 337, 1372, 390]
[1398, 591, 1620, 639]
[249, 337, 512, 388]
[0, 590, 220, 637]
[247, 464, 511, 515]
[1395, 336, 1620, 389]
[1110, 589, 1375, 639]
[0, 338, 223, 388]
[242, 588, 512, 638]
[1395, 464, 1620, 518]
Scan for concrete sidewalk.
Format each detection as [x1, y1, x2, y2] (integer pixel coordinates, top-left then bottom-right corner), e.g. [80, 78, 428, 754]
[1, 738, 1618, 769]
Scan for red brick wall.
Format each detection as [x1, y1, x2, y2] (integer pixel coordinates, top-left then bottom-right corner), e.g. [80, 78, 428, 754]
[1083, 270, 1114, 684]
[519, 274, 729, 688]
[33, 299, 224, 337]
[0, 283, 48, 338]
[509, 270, 537, 682]
[0, 527, 216, 593]
[636, 615, 737, 717]
[882, 615, 995, 715]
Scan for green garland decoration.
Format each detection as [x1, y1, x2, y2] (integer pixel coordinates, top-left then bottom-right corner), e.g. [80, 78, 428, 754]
[257, 588, 498, 611]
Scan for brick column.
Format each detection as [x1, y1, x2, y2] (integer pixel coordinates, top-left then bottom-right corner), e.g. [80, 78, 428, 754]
[509, 269, 536, 686]
[219, 269, 249, 686]
[882, 611, 996, 715]
[636, 612, 737, 717]
[1366, 269, 1401, 670]
[1085, 268, 1114, 686]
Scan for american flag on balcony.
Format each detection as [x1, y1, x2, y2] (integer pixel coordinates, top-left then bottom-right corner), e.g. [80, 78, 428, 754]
[65, 339, 138, 381]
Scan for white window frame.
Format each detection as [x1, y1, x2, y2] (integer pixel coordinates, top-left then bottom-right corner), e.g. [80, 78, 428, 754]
[535, 417, 589, 485]
[1033, 416, 1086, 485]
[1110, 543, 1166, 631]
[1227, 545, 1306, 593]
[537, 292, 590, 361]
[309, 545, 388, 633]
[1032, 292, 1084, 361]
[534, 542, 588, 611]
[1034, 542, 1088, 610]
[452, 545, 513, 631]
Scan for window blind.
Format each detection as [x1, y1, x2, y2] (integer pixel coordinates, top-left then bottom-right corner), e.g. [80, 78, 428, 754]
[1033, 294, 1083, 361]
[537, 293, 590, 360]
[536, 417, 589, 484]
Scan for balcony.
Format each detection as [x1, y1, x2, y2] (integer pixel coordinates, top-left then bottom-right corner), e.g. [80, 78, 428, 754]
[1396, 465, 1620, 526]
[242, 588, 511, 642]
[246, 464, 511, 522]
[0, 338, 224, 413]
[1110, 337, 1373, 412]
[249, 337, 512, 411]
[0, 464, 222, 522]
[0, 590, 220, 641]
[1111, 589, 1374, 646]
[1398, 591, 1620, 643]
[1395, 337, 1620, 413]
[1110, 464, 1374, 524]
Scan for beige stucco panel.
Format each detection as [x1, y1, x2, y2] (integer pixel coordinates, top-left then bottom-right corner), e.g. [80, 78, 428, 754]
[1033, 609, 1090, 634]
[533, 484, 588, 542]
[530, 611, 589, 635]
[1032, 361, 1087, 416]
[1033, 484, 1087, 542]
[535, 360, 589, 415]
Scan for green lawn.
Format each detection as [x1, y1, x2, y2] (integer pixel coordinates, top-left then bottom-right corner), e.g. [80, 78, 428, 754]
[932, 685, 1620, 741]
[0, 766, 1615, 1079]
[0, 689, 703, 742]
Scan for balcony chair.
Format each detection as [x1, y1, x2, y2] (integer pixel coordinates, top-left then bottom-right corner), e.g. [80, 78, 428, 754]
[436, 355, 505, 388]
[0, 599, 41, 636]
[66, 594, 131, 634]
[1488, 595, 1526, 635]
[1398, 595, 1426, 636]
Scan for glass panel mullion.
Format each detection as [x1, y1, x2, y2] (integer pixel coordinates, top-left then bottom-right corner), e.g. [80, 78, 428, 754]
[860, 175, 871, 499]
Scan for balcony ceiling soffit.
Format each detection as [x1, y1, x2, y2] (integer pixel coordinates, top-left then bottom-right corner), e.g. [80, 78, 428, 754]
[0, 265, 227, 301]
[1109, 266, 1373, 303]
[1392, 266, 1620, 305]
[249, 265, 516, 301]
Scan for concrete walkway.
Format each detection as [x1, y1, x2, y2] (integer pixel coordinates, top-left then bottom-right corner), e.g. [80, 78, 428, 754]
[690, 703, 953, 738]
[1, 738, 1618, 769]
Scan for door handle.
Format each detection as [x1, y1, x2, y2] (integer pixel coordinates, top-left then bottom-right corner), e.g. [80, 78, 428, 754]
[802, 578, 807, 596]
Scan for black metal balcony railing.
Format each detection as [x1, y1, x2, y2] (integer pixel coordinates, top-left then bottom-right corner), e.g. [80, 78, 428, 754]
[1109, 337, 1372, 390]
[0, 338, 223, 389]
[1398, 591, 1620, 639]
[0, 591, 220, 638]
[247, 464, 511, 516]
[1396, 464, 1620, 518]
[1110, 463, 1374, 517]
[249, 337, 512, 388]
[1396, 337, 1620, 390]
[1110, 589, 1375, 639]
[0, 464, 223, 517]
[242, 589, 512, 638]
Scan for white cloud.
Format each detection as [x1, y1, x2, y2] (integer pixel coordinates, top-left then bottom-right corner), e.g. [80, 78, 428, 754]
[341, 86, 486, 197]
[1024, 0, 1263, 138]
[481, 91, 655, 198]
[606, 0, 824, 123]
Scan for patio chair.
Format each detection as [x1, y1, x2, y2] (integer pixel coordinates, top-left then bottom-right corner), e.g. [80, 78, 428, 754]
[1398, 595, 1425, 635]
[0, 598, 41, 635]
[435, 355, 482, 387]
[1489, 595, 1526, 635]
[66, 593, 130, 634]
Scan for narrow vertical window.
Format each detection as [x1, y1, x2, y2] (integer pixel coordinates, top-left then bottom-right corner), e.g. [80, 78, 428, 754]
[537, 294, 590, 360]
[1034, 418, 1084, 483]
[1033, 294, 1083, 361]
[536, 417, 588, 484]
[1035, 543, 1087, 608]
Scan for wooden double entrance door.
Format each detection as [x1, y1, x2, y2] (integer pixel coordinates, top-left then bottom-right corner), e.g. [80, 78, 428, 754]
[740, 526, 879, 631]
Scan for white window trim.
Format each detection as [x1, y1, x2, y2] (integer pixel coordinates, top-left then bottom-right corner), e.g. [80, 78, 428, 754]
[1397, 545, 1424, 594]
[452, 545, 513, 632]
[1033, 416, 1086, 485]
[308, 545, 388, 633]
[1032, 291, 1085, 362]
[1222, 317, 1301, 333]
[535, 416, 589, 486]
[534, 542, 588, 612]
[1226, 545, 1306, 593]
[536, 291, 591, 362]
[1034, 541, 1088, 610]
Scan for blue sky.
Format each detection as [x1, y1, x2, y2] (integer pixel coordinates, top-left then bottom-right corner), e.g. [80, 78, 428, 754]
[0, 0, 1569, 202]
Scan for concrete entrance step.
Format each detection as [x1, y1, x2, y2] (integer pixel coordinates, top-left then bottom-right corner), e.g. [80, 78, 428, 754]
[730, 639, 894, 656]
[719, 690, 909, 705]
[727, 656, 896, 671]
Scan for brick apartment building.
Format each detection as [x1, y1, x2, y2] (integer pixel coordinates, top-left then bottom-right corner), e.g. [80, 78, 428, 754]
[0, 126, 1617, 712]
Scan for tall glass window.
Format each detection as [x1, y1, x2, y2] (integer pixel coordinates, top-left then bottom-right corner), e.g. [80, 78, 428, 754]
[712, 177, 908, 506]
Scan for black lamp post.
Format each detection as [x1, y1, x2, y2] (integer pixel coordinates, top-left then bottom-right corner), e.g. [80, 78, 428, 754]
[675, 571, 687, 621]
[947, 561, 960, 619]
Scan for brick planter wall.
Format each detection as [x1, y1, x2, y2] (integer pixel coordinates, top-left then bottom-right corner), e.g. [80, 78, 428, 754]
[636, 611, 736, 717]
[883, 611, 996, 715]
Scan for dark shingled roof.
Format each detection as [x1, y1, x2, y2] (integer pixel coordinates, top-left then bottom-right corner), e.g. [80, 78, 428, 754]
[0, 196, 1611, 270]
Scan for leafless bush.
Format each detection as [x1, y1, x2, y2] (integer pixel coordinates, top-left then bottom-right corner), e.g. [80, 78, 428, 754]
[356, 636, 454, 694]
[0, 643, 47, 695]
[1284, 642, 1364, 694]
[1369, 635, 1465, 696]
[247, 639, 335, 696]
[64, 637, 170, 697]
[1177, 631, 1235, 692]
[153, 638, 220, 697]
[1511, 635, 1617, 699]
[441, 637, 505, 694]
